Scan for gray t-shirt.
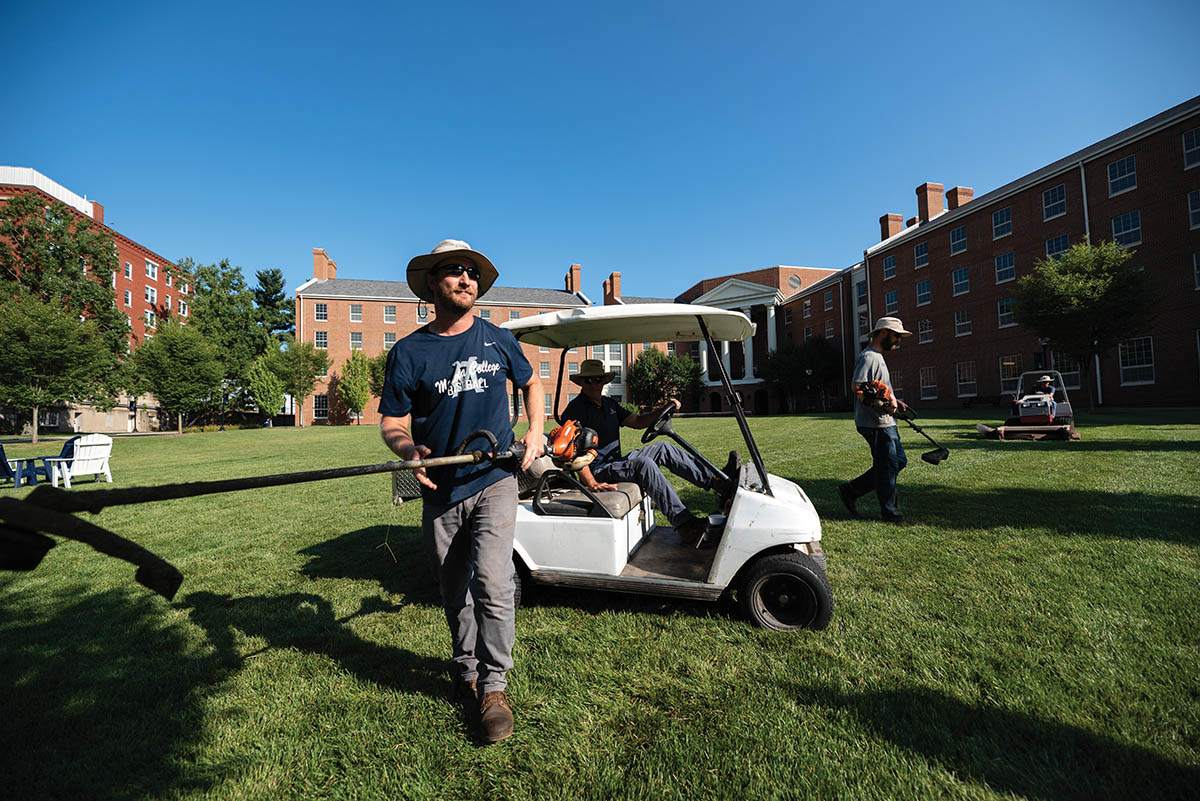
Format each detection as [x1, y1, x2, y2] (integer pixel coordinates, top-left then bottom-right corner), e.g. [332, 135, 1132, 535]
[852, 347, 895, 428]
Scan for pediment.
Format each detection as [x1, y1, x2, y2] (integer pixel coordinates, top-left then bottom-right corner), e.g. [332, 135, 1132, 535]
[693, 278, 782, 308]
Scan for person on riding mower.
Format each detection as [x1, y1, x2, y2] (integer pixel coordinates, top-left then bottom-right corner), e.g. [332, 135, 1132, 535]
[561, 359, 740, 544]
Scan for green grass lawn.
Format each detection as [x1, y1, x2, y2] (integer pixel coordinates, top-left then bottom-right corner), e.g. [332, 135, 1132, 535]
[2, 410, 1198, 800]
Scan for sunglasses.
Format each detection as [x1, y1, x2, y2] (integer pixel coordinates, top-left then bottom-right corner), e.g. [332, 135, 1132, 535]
[581, 376, 606, 385]
[437, 263, 482, 281]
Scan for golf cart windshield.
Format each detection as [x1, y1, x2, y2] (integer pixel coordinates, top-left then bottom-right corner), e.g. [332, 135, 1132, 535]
[503, 303, 754, 347]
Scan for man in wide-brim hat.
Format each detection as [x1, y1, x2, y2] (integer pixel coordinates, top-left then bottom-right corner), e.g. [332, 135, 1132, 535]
[838, 316, 916, 526]
[560, 359, 740, 544]
[379, 238, 543, 745]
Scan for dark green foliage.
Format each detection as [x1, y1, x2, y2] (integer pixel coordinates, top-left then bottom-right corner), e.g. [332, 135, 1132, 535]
[253, 267, 295, 339]
[628, 347, 703, 408]
[761, 335, 842, 411]
[264, 336, 330, 427]
[337, 349, 371, 423]
[132, 320, 225, 432]
[367, 351, 389, 398]
[186, 257, 270, 381]
[246, 358, 285, 418]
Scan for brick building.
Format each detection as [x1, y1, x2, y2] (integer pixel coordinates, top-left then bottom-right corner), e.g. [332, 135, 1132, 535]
[0, 167, 189, 433]
[293, 249, 589, 426]
[853, 95, 1200, 408]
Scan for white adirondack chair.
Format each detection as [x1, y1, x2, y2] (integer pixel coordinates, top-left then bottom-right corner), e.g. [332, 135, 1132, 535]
[43, 433, 113, 488]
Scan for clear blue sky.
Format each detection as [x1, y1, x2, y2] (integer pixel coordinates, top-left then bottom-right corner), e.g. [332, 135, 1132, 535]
[4, 0, 1197, 299]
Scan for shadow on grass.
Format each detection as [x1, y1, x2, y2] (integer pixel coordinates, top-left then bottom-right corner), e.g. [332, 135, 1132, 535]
[0, 585, 217, 800]
[297, 524, 440, 605]
[181, 590, 447, 698]
[792, 682, 1200, 801]
[793, 477, 1199, 545]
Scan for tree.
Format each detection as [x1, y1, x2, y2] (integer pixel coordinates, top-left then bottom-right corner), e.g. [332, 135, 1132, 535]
[187, 257, 269, 382]
[265, 337, 330, 427]
[761, 336, 841, 412]
[628, 347, 703, 409]
[1015, 240, 1153, 411]
[253, 267, 295, 340]
[0, 293, 118, 443]
[367, 351, 389, 398]
[133, 320, 224, 434]
[246, 358, 285, 422]
[338, 349, 371, 423]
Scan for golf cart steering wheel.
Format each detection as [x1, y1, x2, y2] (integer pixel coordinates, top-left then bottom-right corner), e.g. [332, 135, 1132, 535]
[641, 403, 677, 443]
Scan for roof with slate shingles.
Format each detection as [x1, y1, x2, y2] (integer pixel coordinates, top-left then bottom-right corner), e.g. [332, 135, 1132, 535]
[620, 295, 675, 304]
[297, 278, 586, 307]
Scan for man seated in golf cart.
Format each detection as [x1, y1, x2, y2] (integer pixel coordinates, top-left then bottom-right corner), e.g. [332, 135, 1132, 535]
[561, 359, 739, 543]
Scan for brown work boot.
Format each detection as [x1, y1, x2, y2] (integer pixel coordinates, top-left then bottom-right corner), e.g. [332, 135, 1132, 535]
[676, 515, 708, 545]
[837, 484, 859, 518]
[479, 690, 514, 743]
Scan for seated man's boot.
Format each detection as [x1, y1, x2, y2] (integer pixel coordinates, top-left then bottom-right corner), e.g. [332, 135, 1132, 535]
[479, 691, 514, 743]
[713, 450, 742, 503]
[676, 514, 708, 545]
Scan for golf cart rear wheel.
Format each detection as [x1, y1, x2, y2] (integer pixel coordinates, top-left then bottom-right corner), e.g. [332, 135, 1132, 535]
[739, 553, 832, 632]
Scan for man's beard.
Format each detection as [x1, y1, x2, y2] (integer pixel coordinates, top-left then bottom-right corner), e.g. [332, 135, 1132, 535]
[881, 335, 899, 351]
[434, 281, 476, 312]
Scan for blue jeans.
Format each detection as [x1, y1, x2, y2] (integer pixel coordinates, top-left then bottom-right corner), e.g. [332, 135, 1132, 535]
[848, 426, 907, 522]
[591, 441, 713, 527]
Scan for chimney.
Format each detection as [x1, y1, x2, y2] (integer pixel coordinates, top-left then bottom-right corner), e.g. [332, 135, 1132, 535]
[906, 216, 918, 228]
[313, 248, 338, 281]
[915, 182, 944, 223]
[565, 263, 582, 293]
[603, 271, 622, 305]
[879, 213, 903, 241]
[946, 186, 974, 210]
[91, 201, 104, 224]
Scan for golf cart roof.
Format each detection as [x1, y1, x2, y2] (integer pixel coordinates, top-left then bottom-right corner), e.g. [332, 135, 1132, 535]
[502, 303, 754, 348]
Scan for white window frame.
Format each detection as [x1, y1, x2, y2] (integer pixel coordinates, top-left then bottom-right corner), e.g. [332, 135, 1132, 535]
[384, 332, 396, 348]
[313, 394, 329, 419]
[124, 289, 132, 307]
[785, 308, 793, 325]
[885, 290, 898, 314]
[611, 364, 622, 385]
[350, 332, 362, 350]
[914, 242, 929, 268]
[1185, 127, 1200, 169]
[1043, 184, 1066, 221]
[954, 309, 972, 337]
[145, 310, 157, 328]
[1046, 234, 1070, 260]
[918, 318, 933, 344]
[417, 305, 429, 321]
[824, 289, 833, 311]
[479, 309, 491, 320]
[145, 260, 158, 280]
[999, 355, 1022, 394]
[145, 286, 157, 305]
[803, 326, 812, 340]
[824, 319, 834, 339]
[314, 331, 328, 350]
[995, 252, 1015, 284]
[956, 361, 977, 398]
[567, 361, 579, 375]
[1188, 189, 1200, 230]
[919, 366, 937, 400]
[384, 305, 396, 324]
[165, 273, 173, 288]
[952, 266, 970, 296]
[883, 255, 896, 280]
[856, 281, 867, 305]
[992, 207, 1012, 239]
[1118, 336, 1155, 386]
[510, 310, 521, 321]
[178, 299, 188, 317]
[997, 298, 1017, 328]
[1112, 211, 1141, 247]
[539, 361, 550, 379]
[803, 299, 812, 318]
[544, 394, 553, 415]
[1107, 154, 1137, 197]
[315, 303, 328, 321]
[916, 280, 931, 306]
[124, 261, 133, 279]
[350, 304, 363, 322]
[949, 225, 967, 255]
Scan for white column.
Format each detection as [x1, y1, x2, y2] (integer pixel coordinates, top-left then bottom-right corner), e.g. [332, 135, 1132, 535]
[741, 306, 755, 380]
[699, 341, 709, 383]
[721, 340, 732, 379]
[766, 304, 777, 353]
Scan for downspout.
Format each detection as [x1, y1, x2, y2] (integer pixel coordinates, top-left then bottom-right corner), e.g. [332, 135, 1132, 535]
[1079, 159, 1102, 406]
[296, 295, 303, 418]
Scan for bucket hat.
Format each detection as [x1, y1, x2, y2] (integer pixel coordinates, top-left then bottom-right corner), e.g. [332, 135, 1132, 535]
[406, 239, 498, 303]
[570, 359, 616, 385]
[870, 316, 912, 337]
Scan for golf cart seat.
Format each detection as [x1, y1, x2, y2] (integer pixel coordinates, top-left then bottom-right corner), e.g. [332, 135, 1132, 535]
[533, 480, 643, 519]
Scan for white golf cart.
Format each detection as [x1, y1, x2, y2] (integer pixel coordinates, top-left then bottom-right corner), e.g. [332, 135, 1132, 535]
[975, 369, 1079, 440]
[500, 304, 832, 632]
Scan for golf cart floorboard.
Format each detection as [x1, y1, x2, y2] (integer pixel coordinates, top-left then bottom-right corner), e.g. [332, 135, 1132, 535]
[530, 527, 724, 601]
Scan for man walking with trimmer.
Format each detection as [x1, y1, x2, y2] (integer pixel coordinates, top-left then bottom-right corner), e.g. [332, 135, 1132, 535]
[839, 316, 916, 526]
[380, 239, 544, 744]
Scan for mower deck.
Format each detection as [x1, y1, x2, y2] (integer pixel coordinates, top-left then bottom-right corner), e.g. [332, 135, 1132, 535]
[975, 423, 1078, 440]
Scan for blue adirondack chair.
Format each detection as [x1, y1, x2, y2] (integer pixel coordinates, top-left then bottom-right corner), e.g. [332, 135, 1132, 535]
[0, 444, 17, 486]
[34, 436, 80, 482]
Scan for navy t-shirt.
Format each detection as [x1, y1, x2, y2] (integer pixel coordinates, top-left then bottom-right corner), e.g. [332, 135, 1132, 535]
[561, 394, 630, 467]
[379, 316, 533, 505]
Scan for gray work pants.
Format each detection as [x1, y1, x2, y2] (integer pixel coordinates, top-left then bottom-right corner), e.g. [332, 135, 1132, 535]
[591, 441, 713, 527]
[422, 475, 518, 694]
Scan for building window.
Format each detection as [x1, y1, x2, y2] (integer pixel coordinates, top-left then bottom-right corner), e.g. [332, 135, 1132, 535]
[178, 299, 188, 316]
[315, 303, 328, 321]
[1043, 184, 1066, 220]
[999, 355, 1022, 394]
[995, 252, 1016, 283]
[125, 314, 132, 329]
[992, 207, 1012, 239]
[539, 345, 549, 353]
[314, 331, 327, 349]
[479, 309, 490, 320]
[997, 298, 1016, 328]
[891, 370, 904, 401]
[592, 345, 605, 359]
[824, 289, 833, 311]
[124, 261, 132, 279]
[824, 319, 834, 339]
[666, 342, 675, 355]
[952, 266, 970, 295]
[1189, 189, 1200, 229]
[1112, 211, 1141, 247]
[803, 299, 812, 318]
[1194, 252, 1200, 290]
[417, 305, 428, 321]
[856, 281, 867, 304]
[1051, 351, 1081, 389]
[539, 361, 550, 379]
[950, 225, 967, 255]
[544, 394, 553, 415]
[384, 305, 396, 323]
[1185, 127, 1200, 169]
[609, 343, 621, 358]
[350, 332, 362, 350]
[510, 311, 521, 321]
[1107, 154, 1137, 196]
[918, 318, 933, 344]
[384, 332, 396, 348]
[349, 304, 362, 322]
[313, 394, 328, 419]
[916, 280, 931, 306]
[914, 242, 929, 268]
[145, 260, 158, 280]
[954, 309, 972, 337]
[567, 361, 579, 375]
[885, 290, 898, 314]
[883, 255, 896, 280]
[39, 409, 61, 428]
[611, 365, 622, 385]
[803, 326, 812, 340]
[1118, 337, 1155, 385]
[858, 312, 869, 336]
[165, 273, 173, 288]
[642, 343, 653, 352]
[1046, 234, 1070, 260]
[124, 290, 132, 307]
[784, 308, 793, 325]
[145, 286, 157, 305]
[919, 367, 937, 400]
[145, 310, 157, 328]
[956, 361, 977, 397]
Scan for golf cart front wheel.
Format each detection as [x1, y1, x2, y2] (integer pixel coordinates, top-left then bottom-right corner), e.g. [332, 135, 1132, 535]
[739, 553, 832, 632]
